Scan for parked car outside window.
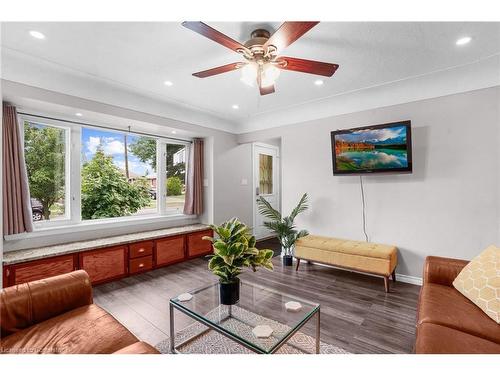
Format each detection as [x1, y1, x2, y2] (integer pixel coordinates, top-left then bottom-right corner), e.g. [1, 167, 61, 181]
[31, 198, 44, 222]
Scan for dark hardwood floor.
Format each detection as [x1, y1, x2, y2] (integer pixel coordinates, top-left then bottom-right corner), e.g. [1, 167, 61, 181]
[94, 239, 420, 354]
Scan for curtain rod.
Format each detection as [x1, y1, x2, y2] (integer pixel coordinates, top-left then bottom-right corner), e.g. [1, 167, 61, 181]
[18, 112, 193, 144]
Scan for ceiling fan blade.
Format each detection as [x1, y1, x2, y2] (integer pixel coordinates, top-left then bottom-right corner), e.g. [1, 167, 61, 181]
[182, 21, 250, 54]
[278, 56, 339, 77]
[264, 22, 319, 51]
[192, 62, 245, 78]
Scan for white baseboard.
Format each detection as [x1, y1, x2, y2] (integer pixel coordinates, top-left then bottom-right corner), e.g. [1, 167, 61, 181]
[395, 273, 423, 286]
[299, 259, 423, 286]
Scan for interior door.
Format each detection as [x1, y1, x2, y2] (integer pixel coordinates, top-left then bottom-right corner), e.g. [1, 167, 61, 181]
[253, 143, 280, 240]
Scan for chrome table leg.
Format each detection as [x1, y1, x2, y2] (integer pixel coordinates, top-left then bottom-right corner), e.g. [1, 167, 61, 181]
[169, 302, 175, 354]
[316, 307, 321, 354]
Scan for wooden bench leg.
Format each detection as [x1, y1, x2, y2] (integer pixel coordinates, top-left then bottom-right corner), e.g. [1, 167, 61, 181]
[384, 276, 390, 293]
[392, 270, 396, 283]
[295, 259, 301, 271]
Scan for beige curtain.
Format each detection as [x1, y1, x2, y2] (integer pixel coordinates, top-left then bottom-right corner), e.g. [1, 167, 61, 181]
[2, 103, 33, 235]
[183, 138, 204, 215]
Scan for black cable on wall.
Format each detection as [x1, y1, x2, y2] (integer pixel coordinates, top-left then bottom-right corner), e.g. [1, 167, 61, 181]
[359, 175, 369, 242]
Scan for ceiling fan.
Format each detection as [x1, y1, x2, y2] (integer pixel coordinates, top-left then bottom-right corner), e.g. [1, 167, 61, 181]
[182, 21, 339, 95]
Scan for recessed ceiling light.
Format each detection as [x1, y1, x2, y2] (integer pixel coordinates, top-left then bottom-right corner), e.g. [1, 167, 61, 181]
[314, 79, 324, 86]
[75, 113, 83, 117]
[29, 30, 45, 40]
[164, 80, 173, 86]
[456, 36, 472, 46]
[232, 104, 239, 110]
[171, 130, 177, 134]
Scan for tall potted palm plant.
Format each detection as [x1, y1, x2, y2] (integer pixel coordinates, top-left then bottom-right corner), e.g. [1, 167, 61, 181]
[257, 193, 309, 266]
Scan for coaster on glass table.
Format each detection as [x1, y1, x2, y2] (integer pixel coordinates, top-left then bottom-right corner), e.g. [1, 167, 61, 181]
[252, 325, 274, 338]
[178, 293, 193, 302]
[285, 301, 302, 312]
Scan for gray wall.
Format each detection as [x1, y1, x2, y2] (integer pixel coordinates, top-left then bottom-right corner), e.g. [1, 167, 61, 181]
[238, 87, 500, 278]
[213, 141, 253, 226]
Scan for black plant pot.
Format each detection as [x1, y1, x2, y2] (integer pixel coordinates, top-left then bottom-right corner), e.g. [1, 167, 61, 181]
[283, 255, 293, 267]
[219, 278, 240, 305]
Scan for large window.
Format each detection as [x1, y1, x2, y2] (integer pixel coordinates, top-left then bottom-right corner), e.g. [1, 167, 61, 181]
[81, 128, 157, 220]
[22, 114, 192, 228]
[24, 120, 69, 222]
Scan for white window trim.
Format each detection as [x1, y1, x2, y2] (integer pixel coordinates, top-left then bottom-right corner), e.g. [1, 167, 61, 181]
[4, 213, 197, 241]
[21, 115, 73, 227]
[17, 113, 193, 235]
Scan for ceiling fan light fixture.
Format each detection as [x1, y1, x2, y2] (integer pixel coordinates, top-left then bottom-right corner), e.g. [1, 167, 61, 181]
[240, 63, 258, 86]
[263, 64, 280, 81]
[260, 63, 281, 88]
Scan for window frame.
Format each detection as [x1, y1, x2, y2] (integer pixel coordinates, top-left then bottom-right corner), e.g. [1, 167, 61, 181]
[160, 139, 190, 215]
[21, 115, 74, 228]
[18, 114, 193, 231]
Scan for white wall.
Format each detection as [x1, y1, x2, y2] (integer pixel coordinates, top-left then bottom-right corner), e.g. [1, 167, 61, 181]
[238, 87, 500, 278]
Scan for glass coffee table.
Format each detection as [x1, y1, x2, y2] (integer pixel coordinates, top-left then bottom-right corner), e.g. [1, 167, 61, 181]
[169, 280, 320, 354]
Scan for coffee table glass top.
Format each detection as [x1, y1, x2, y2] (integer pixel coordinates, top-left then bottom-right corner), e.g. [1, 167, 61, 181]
[170, 280, 320, 353]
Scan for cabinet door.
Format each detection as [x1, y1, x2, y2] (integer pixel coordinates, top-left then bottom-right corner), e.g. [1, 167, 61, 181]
[187, 230, 213, 258]
[5, 254, 77, 286]
[155, 236, 185, 267]
[79, 246, 128, 284]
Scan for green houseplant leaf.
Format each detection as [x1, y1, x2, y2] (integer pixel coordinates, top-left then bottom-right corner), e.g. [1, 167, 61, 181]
[205, 218, 274, 283]
[257, 193, 310, 257]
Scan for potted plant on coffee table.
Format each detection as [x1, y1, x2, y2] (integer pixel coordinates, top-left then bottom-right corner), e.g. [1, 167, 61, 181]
[257, 193, 309, 266]
[203, 218, 274, 305]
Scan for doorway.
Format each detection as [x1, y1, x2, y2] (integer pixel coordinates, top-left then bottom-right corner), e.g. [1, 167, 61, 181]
[252, 143, 280, 240]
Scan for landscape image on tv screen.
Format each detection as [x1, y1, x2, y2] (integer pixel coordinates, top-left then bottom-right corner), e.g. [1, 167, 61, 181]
[332, 121, 411, 174]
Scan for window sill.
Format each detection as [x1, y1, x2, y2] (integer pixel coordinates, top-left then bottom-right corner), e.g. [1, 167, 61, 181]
[4, 213, 198, 242]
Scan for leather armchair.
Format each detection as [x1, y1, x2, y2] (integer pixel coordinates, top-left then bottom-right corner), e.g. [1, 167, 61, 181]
[1, 270, 159, 354]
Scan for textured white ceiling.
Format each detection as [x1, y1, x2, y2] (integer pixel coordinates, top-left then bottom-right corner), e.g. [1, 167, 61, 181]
[2, 22, 499, 132]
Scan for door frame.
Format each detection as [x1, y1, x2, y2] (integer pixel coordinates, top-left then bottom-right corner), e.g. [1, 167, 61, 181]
[252, 142, 281, 240]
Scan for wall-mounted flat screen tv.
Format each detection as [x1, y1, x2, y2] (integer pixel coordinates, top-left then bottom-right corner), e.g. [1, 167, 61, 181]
[331, 120, 412, 175]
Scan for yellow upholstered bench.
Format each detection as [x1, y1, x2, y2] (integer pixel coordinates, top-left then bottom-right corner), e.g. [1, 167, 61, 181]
[294, 235, 398, 292]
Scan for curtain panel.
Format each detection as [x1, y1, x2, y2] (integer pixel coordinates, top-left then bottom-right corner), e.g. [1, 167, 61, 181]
[2, 103, 33, 235]
[183, 138, 204, 215]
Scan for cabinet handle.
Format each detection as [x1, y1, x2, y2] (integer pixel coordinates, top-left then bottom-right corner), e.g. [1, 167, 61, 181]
[139, 263, 144, 268]
[138, 248, 145, 253]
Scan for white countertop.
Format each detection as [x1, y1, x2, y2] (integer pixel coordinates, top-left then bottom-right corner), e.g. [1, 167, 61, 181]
[3, 224, 211, 265]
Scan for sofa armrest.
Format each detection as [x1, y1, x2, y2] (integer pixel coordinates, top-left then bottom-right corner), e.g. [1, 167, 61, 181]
[423, 256, 469, 287]
[1, 270, 93, 337]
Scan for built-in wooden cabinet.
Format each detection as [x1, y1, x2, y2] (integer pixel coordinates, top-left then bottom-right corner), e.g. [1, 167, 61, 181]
[155, 235, 185, 267]
[3, 254, 78, 287]
[79, 246, 128, 284]
[187, 230, 213, 258]
[2, 228, 213, 287]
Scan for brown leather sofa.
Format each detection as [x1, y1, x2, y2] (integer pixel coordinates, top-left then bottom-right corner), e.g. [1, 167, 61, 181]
[0, 270, 159, 354]
[415, 256, 500, 354]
